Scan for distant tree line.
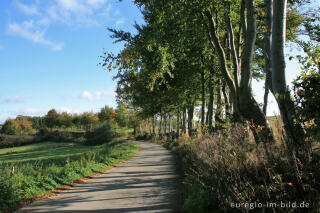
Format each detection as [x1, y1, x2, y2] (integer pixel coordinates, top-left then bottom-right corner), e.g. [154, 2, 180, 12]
[1, 104, 134, 135]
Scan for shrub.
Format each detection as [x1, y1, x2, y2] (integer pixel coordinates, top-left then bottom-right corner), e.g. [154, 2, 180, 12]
[38, 128, 86, 143]
[0, 134, 38, 148]
[85, 124, 113, 145]
[293, 69, 320, 139]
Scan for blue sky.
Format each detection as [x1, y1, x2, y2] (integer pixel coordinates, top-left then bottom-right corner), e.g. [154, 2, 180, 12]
[0, 0, 310, 123]
[0, 0, 144, 123]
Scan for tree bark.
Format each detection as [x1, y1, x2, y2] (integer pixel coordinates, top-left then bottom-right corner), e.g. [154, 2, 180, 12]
[152, 115, 156, 135]
[271, 0, 308, 160]
[176, 112, 180, 137]
[215, 80, 223, 130]
[206, 67, 215, 131]
[238, 0, 275, 144]
[222, 82, 230, 117]
[187, 105, 194, 136]
[182, 108, 186, 133]
[201, 69, 206, 131]
[164, 113, 167, 135]
[158, 114, 162, 136]
[263, 0, 273, 116]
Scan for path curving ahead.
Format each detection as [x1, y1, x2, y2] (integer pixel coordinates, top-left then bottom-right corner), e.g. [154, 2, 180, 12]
[15, 141, 182, 213]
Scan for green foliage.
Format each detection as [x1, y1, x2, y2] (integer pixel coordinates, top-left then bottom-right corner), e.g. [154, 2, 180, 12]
[45, 109, 60, 128]
[292, 40, 320, 137]
[98, 106, 116, 123]
[0, 141, 140, 211]
[293, 70, 320, 136]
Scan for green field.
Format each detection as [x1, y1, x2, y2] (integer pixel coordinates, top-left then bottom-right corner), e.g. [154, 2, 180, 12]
[0, 142, 100, 163]
[0, 140, 140, 211]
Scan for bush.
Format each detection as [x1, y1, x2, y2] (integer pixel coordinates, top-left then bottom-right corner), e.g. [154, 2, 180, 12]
[85, 124, 113, 145]
[0, 134, 38, 148]
[293, 69, 320, 139]
[38, 128, 86, 143]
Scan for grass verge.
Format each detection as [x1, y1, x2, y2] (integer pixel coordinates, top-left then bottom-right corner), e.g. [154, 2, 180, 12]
[0, 140, 140, 212]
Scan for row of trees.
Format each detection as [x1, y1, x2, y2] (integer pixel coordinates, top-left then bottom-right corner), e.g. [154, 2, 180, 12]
[102, 0, 319, 161]
[1, 105, 133, 135]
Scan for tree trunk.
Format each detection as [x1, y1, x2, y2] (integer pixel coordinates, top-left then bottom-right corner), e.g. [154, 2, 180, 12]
[182, 108, 187, 133]
[187, 105, 194, 136]
[164, 113, 167, 135]
[271, 0, 308, 160]
[158, 114, 162, 136]
[153, 115, 156, 135]
[238, 0, 275, 144]
[206, 67, 215, 131]
[215, 80, 223, 130]
[176, 112, 180, 137]
[169, 114, 172, 132]
[263, 86, 269, 115]
[201, 69, 206, 131]
[222, 82, 230, 117]
[263, 0, 273, 116]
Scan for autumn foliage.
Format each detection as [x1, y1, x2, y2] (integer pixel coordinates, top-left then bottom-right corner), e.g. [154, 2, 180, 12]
[1, 119, 35, 135]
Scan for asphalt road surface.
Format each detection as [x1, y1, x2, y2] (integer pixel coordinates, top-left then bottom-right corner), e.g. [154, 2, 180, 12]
[15, 141, 182, 213]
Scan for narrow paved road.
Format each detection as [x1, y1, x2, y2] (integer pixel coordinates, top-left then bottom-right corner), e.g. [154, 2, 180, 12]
[15, 142, 182, 213]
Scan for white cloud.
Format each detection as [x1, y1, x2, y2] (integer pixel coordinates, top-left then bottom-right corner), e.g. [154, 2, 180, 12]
[115, 18, 125, 25]
[81, 91, 94, 100]
[15, 1, 39, 15]
[59, 107, 81, 114]
[1, 96, 29, 104]
[80, 90, 114, 101]
[7, 21, 64, 51]
[21, 108, 47, 116]
[101, 4, 112, 17]
[114, 9, 120, 16]
[57, 0, 89, 13]
[87, 0, 108, 8]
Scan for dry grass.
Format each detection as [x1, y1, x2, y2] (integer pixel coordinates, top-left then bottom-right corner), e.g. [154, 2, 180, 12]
[178, 123, 319, 212]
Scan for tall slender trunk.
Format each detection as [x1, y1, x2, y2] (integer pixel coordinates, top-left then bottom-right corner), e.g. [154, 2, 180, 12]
[169, 114, 172, 132]
[187, 105, 194, 136]
[271, 0, 308, 160]
[201, 69, 206, 131]
[176, 112, 180, 137]
[222, 82, 230, 117]
[215, 80, 223, 130]
[182, 108, 186, 133]
[206, 67, 215, 131]
[263, 0, 273, 116]
[152, 115, 156, 135]
[263, 87, 269, 115]
[164, 113, 167, 134]
[158, 114, 162, 135]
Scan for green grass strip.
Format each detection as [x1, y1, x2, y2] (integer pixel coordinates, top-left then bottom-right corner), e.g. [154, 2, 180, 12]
[0, 140, 140, 211]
